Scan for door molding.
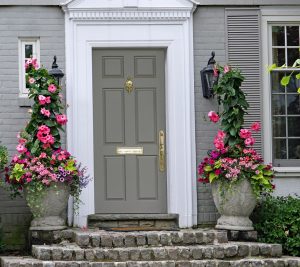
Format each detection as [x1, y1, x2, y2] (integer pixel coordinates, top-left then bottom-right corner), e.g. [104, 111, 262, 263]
[63, 0, 197, 228]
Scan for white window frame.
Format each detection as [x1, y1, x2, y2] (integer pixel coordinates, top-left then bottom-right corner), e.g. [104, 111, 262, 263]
[261, 7, 300, 173]
[18, 38, 40, 97]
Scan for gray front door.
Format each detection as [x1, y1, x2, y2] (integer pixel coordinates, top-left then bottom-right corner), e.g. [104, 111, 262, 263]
[93, 49, 167, 213]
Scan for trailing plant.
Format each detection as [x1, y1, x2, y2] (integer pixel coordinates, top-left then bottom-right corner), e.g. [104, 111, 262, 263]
[213, 65, 249, 146]
[4, 58, 91, 214]
[268, 58, 300, 93]
[198, 65, 275, 197]
[252, 195, 300, 256]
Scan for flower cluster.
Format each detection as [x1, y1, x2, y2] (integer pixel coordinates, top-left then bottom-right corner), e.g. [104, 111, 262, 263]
[5, 58, 91, 208]
[5, 149, 90, 199]
[198, 122, 275, 196]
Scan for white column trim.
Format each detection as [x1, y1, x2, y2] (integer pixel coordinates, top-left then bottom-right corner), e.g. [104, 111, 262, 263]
[64, 0, 197, 228]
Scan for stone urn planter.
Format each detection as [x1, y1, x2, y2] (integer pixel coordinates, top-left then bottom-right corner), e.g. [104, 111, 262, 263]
[25, 183, 70, 230]
[211, 178, 257, 230]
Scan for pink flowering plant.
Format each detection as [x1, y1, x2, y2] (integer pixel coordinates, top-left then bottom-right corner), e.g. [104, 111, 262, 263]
[199, 65, 275, 197]
[4, 59, 91, 212]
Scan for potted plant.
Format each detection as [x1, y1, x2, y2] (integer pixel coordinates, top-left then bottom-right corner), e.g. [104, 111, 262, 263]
[198, 65, 275, 230]
[4, 58, 91, 230]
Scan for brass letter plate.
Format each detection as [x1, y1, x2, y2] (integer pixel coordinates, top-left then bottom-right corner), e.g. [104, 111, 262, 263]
[116, 147, 144, 155]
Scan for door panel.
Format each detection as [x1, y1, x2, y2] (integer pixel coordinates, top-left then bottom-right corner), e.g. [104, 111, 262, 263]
[93, 49, 166, 214]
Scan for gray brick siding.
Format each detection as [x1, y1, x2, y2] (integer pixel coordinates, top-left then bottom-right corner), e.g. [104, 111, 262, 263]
[0, 6, 65, 249]
[193, 6, 227, 225]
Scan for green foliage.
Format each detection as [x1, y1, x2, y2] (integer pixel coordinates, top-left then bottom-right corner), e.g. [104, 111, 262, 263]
[252, 195, 300, 256]
[213, 66, 249, 146]
[0, 145, 8, 170]
[268, 58, 300, 92]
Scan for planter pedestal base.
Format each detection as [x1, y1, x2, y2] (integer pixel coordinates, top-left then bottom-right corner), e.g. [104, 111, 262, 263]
[30, 216, 67, 231]
[215, 215, 254, 231]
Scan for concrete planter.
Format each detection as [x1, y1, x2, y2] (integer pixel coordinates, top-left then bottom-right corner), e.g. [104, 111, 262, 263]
[211, 178, 257, 231]
[25, 183, 69, 230]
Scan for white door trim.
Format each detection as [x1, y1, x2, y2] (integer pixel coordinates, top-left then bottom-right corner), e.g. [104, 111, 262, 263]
[63, 0, 197, 228]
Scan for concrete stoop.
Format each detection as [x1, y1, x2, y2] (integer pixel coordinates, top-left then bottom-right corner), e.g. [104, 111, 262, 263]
[1, 228, 300, 267]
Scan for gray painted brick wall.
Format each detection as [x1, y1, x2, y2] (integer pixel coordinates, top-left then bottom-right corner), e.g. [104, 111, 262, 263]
[193, 6, 227, 225]
[0, 6, 65, 249]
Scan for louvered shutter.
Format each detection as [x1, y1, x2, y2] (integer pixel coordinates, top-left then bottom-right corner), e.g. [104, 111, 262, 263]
[225, 9, 262, 153]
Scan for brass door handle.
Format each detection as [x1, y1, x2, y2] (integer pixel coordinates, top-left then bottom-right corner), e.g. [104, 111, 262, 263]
[159, 130, 165, 172]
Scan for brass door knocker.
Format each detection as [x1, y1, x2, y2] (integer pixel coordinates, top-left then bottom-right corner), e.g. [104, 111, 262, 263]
[125, 77, 134, 93]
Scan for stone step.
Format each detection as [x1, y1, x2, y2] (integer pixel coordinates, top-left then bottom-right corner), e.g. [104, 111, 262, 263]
[87, 214, 179, 230]
[31, 229, 228, 248]
[31, 242, 283, 261]
[72, 229, 228, 248]
[2, 257, 300, 267]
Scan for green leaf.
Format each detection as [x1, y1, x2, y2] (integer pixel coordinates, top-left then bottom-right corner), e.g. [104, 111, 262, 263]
[51, 128, 59, 136]
[204, 165, 212, 172]
[296, 73, 300, 80]
[31, 139, 40, 155]
[229, 128, 237, 136]
[45, 120, 56, 127]
[292, 59, 300, 67]
[281, 76, 291, 86]
[267, 64, 277, 72]
[209, 172, 216, 183]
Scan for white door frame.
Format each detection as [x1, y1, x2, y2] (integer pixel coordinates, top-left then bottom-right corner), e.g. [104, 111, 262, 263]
[63, 0, 197, 228]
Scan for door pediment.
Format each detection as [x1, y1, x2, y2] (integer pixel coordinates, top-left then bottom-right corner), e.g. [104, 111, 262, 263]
[62, 0, 195, 9]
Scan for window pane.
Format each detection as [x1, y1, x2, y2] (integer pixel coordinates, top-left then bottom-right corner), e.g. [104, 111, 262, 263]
[272, 95, 285, 115]
[271, 72, 285, 93]
[287, 94, 300, 114]
[288, 139, 300, 159]
[273, 139, 287, 159]
[287, 48, 300, 66]
[287, 26, 299, 46]
[273, 48, 285, 66]
[25, 44, 33, 58]
[288, 117, 300, 136]
[272, 26, 285, 46]
[273, 117, 286, 137]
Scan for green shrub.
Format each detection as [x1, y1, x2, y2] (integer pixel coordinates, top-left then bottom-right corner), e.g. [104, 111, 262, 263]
[252, 195, 300, 256]
[0, 145, 8, 170]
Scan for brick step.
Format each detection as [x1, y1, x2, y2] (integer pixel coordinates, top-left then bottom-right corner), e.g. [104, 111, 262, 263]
[31, 229, 228, 248]
[87, 214, 179, 230]
[31, 242, 283, 261]
[2, 257, 300, 267]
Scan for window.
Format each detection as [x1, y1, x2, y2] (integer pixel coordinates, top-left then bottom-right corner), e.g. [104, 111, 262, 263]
[19, 38, 40, 97]
[270, 25, 300, 167]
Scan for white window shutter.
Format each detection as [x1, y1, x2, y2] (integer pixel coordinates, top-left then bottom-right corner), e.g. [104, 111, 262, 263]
[226, 8, 262, 153]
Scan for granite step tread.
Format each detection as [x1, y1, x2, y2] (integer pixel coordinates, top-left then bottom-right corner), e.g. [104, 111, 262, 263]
[2, 256, 300, 267]
[72, 229, 228, 248]
[31, 242, 283, 261]
[88, 214, 179, 229]
[33, 229, 228, 248]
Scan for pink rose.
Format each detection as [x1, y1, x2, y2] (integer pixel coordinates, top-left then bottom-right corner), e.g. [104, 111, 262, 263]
[244, 137, 255, 146]
[40, 108, 50, 117]
[48, 84, 57, 93]
[239, 129, 251, 139]
[251, 122, 261, 132]
[217, 130, 226, 139]
[214, 136, 225, 150]
[29, 77, 35, 84]
[39, 152, 47, 159]
[38, 95, 51, 105]
[208, 111, 220, 123]
[16, 144, 27, 154]
[56, 114, 68, 125]
[224, 65, 230, 73]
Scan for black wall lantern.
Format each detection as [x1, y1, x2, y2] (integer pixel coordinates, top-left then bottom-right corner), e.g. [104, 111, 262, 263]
[49, 56, 64, 85]
[200, 51, 218, 98]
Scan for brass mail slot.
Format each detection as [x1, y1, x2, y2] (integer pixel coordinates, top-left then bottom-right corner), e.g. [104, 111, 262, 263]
[116, 147, 144, 155]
